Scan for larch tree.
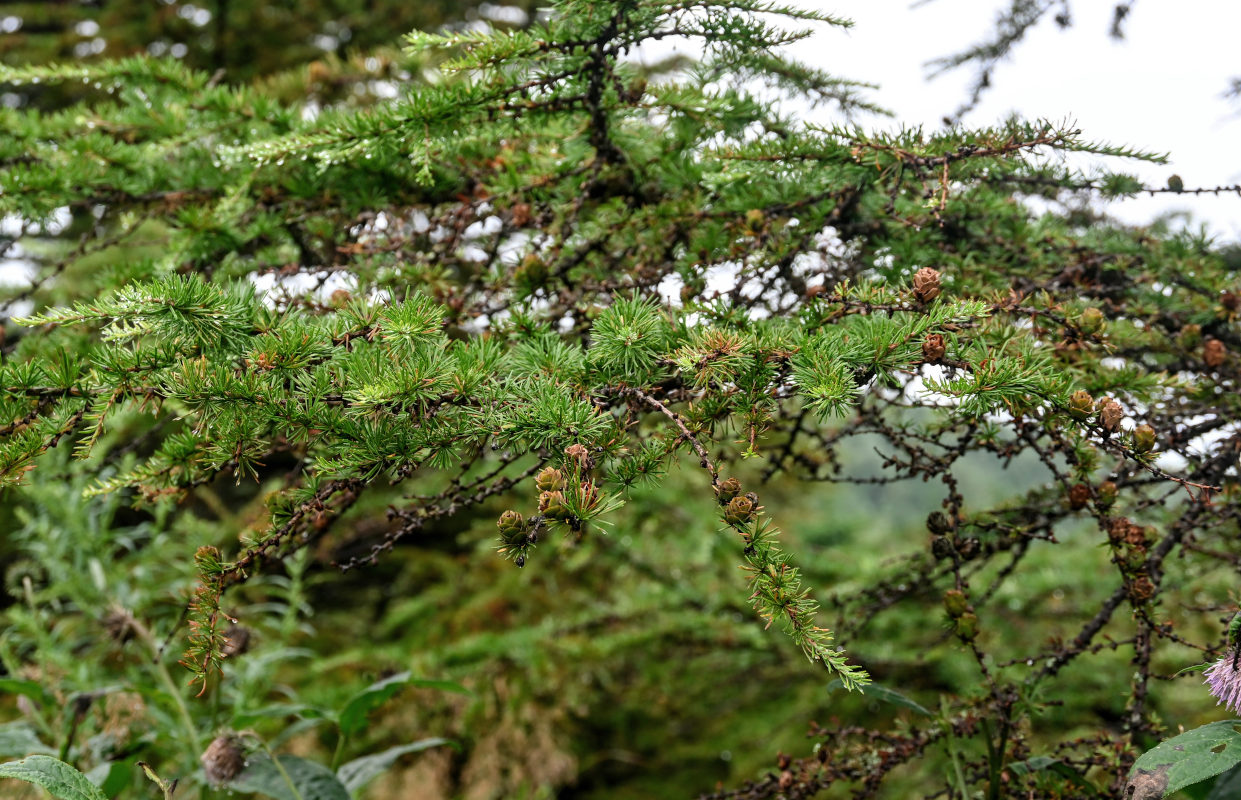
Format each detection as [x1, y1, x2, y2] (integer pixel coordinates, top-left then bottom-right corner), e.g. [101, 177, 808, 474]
[0, 1, 1239, 798]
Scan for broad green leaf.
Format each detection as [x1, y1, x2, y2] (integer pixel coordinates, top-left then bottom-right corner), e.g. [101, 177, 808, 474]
[0, 755, 109, 800]
[827, 679, 931, 716]
[337, 738, 454, 796]
[406, 678, 470, 696]
[337, 673, 468, 738]
[0, 722, 55, 757]
[231, 754, 350, 800]
[1127, 720, 1241, 799]
[338, 673, 413, 738]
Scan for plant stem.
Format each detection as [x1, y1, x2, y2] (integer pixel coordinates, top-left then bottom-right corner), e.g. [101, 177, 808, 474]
[134, 618, 203, 754]
[260, 741, 306, 800]
[330, 731, 345, 771]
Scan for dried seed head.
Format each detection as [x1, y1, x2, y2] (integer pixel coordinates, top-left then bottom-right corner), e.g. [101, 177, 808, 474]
[201, 734, 246, 787]
[912, 267, 942, 303]
[921, 333, 946, 362]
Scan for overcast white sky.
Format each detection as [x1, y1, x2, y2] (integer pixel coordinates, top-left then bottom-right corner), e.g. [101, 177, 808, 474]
[782, 1, 1241, 240]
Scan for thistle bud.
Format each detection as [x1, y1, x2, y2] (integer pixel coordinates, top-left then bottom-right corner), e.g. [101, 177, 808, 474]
[1067, 389, 1094, 420]
[102, 607, 137, 645]
[1132, 423, 1156, 453]
[1204, 338, 1227, 369]
[714, 477, 742, 504]
[535, 466, 565, 493]
[201, 734, 246, 787]
[921, 333, 946, 362]
[1067, 483, 1091, 510]
[943, 589, 970, 619]
[221, 624, 252, 659]
[1098, 398, 1124, 432]
[912, 267, 942, 303]
[723, 495, 756, 526]
[1078, 307, 1104, 334]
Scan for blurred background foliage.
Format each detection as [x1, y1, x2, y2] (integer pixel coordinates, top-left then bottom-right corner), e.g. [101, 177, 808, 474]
[0, 2, 1236, 799]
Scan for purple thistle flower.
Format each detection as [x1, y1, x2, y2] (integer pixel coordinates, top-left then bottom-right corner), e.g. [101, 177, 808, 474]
[1204, 649, 1241, 715]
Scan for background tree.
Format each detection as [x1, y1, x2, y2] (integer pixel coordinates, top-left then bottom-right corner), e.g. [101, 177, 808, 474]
[1, 1, 1239, 799]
